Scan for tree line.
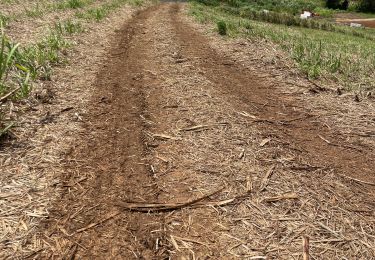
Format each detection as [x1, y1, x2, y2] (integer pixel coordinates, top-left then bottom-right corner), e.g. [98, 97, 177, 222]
[326, 0, 375, 12]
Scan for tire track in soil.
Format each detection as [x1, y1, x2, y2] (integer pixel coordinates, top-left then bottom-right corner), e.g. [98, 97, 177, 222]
[35, 3, 374, 259]
[38, 6, 170, 259]
[170, 4, 375, 184]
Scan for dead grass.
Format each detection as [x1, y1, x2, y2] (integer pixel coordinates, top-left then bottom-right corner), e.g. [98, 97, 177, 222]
[0, 3, 141, 258]
[182, 5, 375, 149]
[0, 2, 374, 258]
[132, 5, 375, 258]
[4, 0, 109, 45]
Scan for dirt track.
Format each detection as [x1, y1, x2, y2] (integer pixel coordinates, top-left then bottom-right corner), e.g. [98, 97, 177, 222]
[32, 3, 374, 259]
[336, 18, 375, 28]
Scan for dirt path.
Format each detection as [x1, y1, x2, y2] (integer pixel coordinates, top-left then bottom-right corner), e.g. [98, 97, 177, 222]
[336, 17, 375, 28]
[30, 3, 374, 259]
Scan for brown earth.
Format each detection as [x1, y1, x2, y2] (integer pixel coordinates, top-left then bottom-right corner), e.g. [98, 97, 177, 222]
[358, 20, 375, 28]
[6, 2, 375, 259]
[335, 17, 375, 28]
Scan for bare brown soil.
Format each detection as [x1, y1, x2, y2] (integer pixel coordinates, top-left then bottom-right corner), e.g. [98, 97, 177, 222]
[0, 2, 138, 258]
[3, 2, 375, 259]
[335, 17, 375, 28]
[171, 6, 375, 184]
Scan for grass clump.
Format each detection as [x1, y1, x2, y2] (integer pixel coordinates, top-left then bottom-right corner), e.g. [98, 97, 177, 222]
[55, 20, 83, 35]
[89, 8, 107, 21]
[67, 0, 84, 9]
[217, 20, 227, 35]
[0, 30, 20, 94]
[0, 14, 9, 27]
[78, 7, 108, 21]
[0, 20, 31, 99]
[54, 0, 94, 10]
[9, 28, 70, 83]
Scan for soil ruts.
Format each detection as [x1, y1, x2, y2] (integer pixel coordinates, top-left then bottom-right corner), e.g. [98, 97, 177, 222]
[34, 3, 374, 259]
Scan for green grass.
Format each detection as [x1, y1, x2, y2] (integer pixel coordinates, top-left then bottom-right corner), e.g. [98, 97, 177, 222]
[67, 0, 84, 9]
[207, 0, 374, 17]
[53, 0, 96, 10]
[189, 2, 375, 91]
[1, 0, 95, 25]
[0, 19, 71, 96]
[13, 30, 70, 81]
[0, 122, 15, 139]
[0, 0, 148, 138]
[1, 20, 31, 98]
[0, 29, 20, 94]
[5, 30, 69, 92]
[225, 0, 326, 15]
[212, 2, 375, 41]
[0, 13, 9, 27]
[54, 20, 84, 35]
[217, 20, 227, 35]
[82, 7, 108, 21]
[0, 0, 146, 101]
[0, 0, 19, 3]
[76, 0, 145, 21]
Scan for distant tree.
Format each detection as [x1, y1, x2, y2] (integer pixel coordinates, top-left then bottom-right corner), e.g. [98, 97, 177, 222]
[326, 0, 350, 10]
[358, 0, 375, 12]
[341, 0, 349, 10]
[326, 0, 341, 9]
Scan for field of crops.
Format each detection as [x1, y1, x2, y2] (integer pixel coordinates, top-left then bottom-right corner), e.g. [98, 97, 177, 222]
[190, 0, 375, 91]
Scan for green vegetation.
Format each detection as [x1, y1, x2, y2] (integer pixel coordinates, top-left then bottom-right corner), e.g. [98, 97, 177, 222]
[5, 29, 69, 92]
[201, 0, 375, 18]
[25, 3, 44, 18]
[189, 1, 375, 90]
[0, 0, 146, 102]
[0, 121, 14, 139]
[221, 5, 374, 40]
[0, 0, 20, 3]
[67, 0, 84, 9]
[325, 0, 375, 12]
[77, 0, 143, 21]
[81, 7, 108, 21]
[0, 29, 20, 93]
[200, 0, 375, 41]
[210, 0, 326, 15]
[54, 0, 96, 10]
[54, 20, 84, 35]
[217, 20, 227, 35]
[0, 0, 147, 137]
[358, 0, 375, 12]
[0, 13, 9, 27]
[1, 0, 95, 25]
[326, 0, 349, 10]
[0, 23, 31, 100]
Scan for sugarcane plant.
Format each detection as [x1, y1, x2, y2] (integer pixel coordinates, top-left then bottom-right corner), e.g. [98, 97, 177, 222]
[0, 24, 20, 95]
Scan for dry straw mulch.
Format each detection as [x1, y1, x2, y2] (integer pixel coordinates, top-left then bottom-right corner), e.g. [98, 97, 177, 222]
[0, 3, 138, 258]
[131, 5, 375, 258]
